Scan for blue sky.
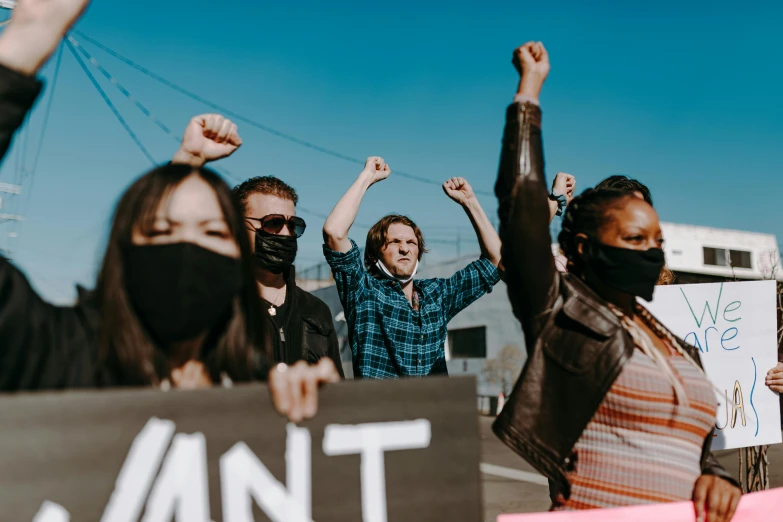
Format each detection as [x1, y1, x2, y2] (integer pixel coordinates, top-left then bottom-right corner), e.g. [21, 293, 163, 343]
[1, 1, 781, 303]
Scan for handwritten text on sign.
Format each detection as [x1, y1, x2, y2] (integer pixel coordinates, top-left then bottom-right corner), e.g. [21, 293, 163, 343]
[645, 281, 781, 450]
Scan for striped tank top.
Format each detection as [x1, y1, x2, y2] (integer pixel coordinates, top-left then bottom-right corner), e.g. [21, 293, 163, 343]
[553, 344, 718, 510]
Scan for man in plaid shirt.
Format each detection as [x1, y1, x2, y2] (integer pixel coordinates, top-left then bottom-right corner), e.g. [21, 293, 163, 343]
[323, 157, 501, 378]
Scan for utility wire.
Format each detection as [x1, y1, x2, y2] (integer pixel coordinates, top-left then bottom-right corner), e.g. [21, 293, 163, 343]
[15, 42, 65, 240]
[66, 38, 157, 166]
[72, 30, 493, 197]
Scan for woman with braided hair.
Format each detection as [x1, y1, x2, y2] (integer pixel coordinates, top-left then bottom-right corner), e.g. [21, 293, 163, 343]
[492, 41, 741, 522]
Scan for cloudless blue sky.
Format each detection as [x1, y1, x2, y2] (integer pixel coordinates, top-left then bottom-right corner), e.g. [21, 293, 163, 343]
[1, 1, 781, 303]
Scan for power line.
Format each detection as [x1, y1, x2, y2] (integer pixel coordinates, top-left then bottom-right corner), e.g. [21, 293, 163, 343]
[72, 30, 493, 197]
[14, 42, 65, 242]
[65, 38, 157, 166]
[67, 35, 246, 189]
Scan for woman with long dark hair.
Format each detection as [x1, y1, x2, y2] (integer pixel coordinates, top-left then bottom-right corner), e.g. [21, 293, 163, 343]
[0, 0, 338, 422]
[493, 42, 741, 522]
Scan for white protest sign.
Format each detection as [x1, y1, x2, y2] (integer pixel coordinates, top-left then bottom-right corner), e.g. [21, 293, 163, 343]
[645, 280, 781, 450]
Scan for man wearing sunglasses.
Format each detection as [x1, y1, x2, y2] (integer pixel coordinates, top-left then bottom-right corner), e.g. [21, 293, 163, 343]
[323, 157, 502, 379]
[173, 114, 345, 377]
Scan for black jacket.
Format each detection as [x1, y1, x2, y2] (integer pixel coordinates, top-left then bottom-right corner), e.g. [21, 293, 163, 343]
[492, 101, 736, 500]
[266, 282, 345, 378]
[0, 63, 269, 391]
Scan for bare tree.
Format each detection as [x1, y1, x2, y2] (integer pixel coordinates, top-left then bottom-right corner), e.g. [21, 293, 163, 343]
[739, 249, 782, 493]
[483, 344, 525, 396]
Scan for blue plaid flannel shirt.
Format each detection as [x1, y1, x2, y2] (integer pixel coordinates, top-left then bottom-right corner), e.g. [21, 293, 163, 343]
[323, 239, 501, 379]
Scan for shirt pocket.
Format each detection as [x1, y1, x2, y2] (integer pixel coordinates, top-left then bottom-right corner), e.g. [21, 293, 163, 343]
[302, 315, 332, 364]
[540, 318, 613, 375]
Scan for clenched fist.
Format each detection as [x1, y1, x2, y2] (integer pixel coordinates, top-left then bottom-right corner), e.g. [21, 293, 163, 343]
[0, 0, 93, 75]
[8, 0, 91, 35]
[552, 172, 576, 203]
[361, 156, 391, 185]
[442, 177, 476, 207]
[513, 41, 550, 101]
[173, 114, 242, 166]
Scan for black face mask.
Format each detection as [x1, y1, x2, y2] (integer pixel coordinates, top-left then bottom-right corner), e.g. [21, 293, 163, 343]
[583, 242, 665, 302]
[254, 229, 297, 274]
[124, 243, 243, 344]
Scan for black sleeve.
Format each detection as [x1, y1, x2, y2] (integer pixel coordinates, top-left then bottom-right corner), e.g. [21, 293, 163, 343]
[0, 257, 70, 390]
[0, 67, 56, 391]
[700, 434, 740, 489]
[324, 304, 345, 379]
[0, 63, 43, 164]
[494, 102, 557, 349]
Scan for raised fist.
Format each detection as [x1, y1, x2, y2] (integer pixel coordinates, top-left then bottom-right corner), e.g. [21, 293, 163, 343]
[174, 114, 242, 166]
[442, 177, 476, 206]
[361, 156, 391, 184]
[9, 0, 91, 35]
[512, 41, 550, 100]
[552, 172, 576, 203]
[0, 0, 93, 75]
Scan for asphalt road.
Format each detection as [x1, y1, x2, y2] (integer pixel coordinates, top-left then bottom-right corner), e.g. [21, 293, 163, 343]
[478, 416, 783, 522]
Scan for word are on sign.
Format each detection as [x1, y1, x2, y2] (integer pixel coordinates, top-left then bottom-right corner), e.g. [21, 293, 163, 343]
[645, 280, 782, 450]
[0, 377, 483, 522]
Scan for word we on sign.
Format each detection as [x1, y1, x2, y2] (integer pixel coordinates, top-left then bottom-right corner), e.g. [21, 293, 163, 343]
[0, 377, 482, 522]
[645, 280, 781, 450]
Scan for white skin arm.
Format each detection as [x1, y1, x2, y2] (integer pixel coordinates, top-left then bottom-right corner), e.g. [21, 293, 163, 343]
[0, 0, 92, 76]
[323, 156, 390, 253]
[442, 177, 501, 266]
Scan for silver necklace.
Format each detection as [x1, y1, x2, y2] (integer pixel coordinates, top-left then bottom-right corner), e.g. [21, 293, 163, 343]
[267, 285, 285, 316]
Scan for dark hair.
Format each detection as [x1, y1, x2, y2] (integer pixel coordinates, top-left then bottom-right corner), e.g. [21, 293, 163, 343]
[557, 188, 637, 275]
[595, 175, 653, 206]
[94, 163, 266, 386]
[364, 214, 428, 274]
[232, 176, 298, 213]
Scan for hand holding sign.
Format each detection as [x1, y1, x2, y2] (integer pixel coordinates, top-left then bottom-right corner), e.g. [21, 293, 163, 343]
[766, 362, 783, 393]
[692, 474, 741, 522]
[269, 358, 341, 423]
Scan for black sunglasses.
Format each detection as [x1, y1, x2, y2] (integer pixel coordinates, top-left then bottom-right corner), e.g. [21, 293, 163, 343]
[247, 214, 307, 238]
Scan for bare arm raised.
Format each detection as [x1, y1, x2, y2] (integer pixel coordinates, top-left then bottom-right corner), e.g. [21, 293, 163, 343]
[322, 156, 390, 253]
[0, 0, 90, 76]
[443, 177, 501, 267]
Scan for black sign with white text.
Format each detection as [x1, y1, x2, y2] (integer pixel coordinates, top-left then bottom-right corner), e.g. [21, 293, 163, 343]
[0, 376, 481, 522]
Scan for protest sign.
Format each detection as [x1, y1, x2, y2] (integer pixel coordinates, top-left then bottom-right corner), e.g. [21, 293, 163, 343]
[0, 376, 482, 522]
[644, 280, 782, 450]
[496, 486, 783, 521]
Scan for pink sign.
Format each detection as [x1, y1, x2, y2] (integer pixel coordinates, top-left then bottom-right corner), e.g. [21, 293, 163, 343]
[498, 488, 783, 522]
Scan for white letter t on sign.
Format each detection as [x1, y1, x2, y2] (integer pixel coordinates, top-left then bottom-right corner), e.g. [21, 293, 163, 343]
[322, 420, 431, 522]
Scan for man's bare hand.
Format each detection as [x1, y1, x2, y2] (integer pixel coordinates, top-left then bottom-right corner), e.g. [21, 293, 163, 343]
[442, 177, 476, 207]
[361, 156, 391, 185]
[0, 0, 92, 75]
[172, 114, 242, 166]
[512, 41, 550, 100]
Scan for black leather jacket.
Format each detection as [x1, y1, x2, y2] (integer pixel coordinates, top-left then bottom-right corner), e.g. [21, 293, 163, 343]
[492, 101, 737, 500]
